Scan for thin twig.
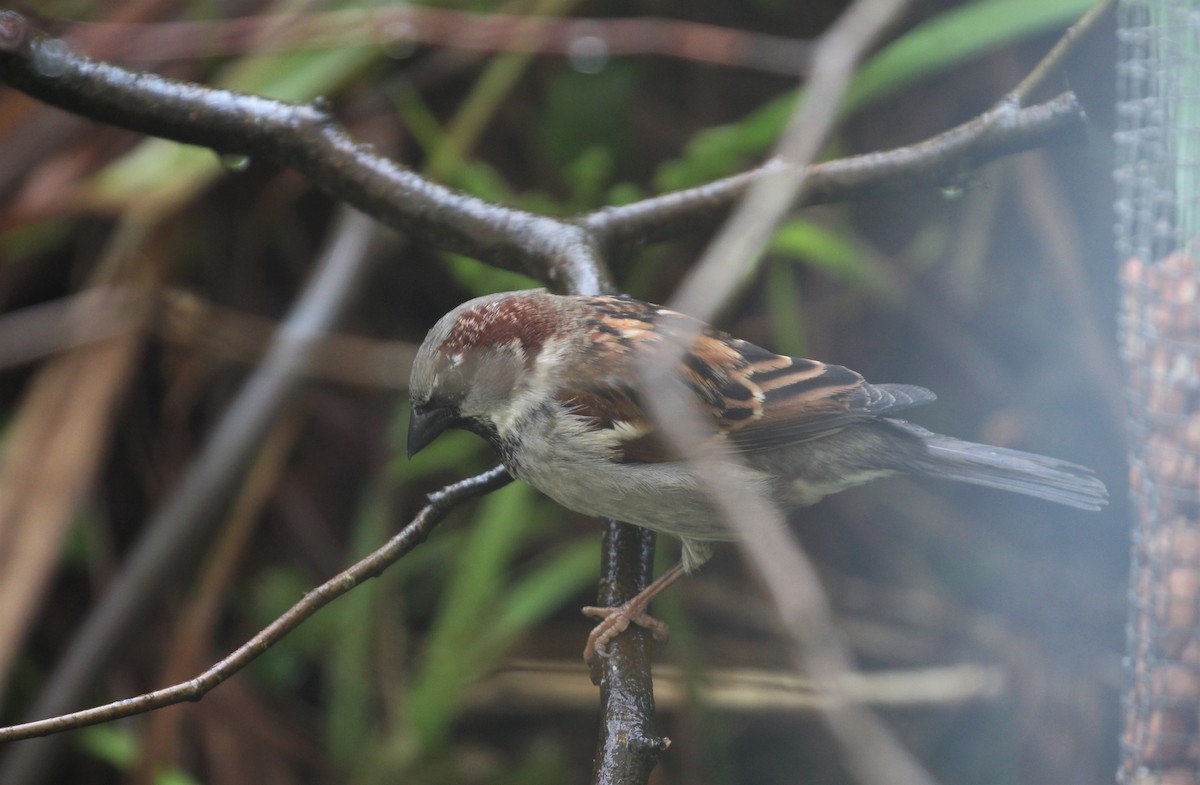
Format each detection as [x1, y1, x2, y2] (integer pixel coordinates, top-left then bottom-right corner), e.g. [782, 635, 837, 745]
[0, 9, 1087, 284]
[583, 0, 1107, 257]
[583, 92, 1086, 258]
[0, 208, 376, 782]
[1007, 0, 1114, 106]
[0, 466, 511, 743]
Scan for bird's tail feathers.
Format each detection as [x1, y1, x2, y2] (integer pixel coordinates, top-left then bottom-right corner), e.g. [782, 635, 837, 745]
[896, 423, 1108, 511]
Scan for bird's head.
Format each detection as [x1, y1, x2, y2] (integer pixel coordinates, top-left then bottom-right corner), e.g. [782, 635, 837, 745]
[407, 289, 573, 457]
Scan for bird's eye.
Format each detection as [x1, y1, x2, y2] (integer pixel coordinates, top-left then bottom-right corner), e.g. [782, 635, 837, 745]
[436, 367, 467, 398]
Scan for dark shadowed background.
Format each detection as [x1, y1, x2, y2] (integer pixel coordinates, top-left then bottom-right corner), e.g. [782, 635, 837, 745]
[0, 1, 1124, 783]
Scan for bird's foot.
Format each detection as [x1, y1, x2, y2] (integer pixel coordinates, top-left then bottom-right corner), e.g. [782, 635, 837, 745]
[580, 563, 686, 667]
[581, 601, 669, 666]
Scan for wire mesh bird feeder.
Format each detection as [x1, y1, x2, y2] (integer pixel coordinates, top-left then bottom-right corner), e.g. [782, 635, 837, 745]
[1117, 1, 1200, 782]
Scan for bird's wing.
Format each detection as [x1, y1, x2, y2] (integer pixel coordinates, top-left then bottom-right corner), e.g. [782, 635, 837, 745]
[555, 296, 935, 462]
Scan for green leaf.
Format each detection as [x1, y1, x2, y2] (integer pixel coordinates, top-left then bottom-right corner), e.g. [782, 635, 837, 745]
[453, 160, 516, 204]
[391, 426, 489, 480]
[156, 772, 204, 785]
[401, 485, 597, 753]
[562, 145, 615, 209]
[78, 725, 138, 768]
[770, 219, 866, 282]
[538, 65, 638, 169]
[764, 262, 808, 359]
[606, 181, 647, 206]
[655, 94, 793, 191]
[326, 481, 393, 763]
[493, 538, 599, 637]
[845, 0, 1098, 113]
[402, 482, 540, 747]
[78, 726, 202, 785]
[440, 252, 544, 297]
[657, 0, 1098, 189]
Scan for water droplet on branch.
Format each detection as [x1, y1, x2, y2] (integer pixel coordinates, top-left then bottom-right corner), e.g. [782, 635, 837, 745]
[32, 38, 72, 77]
[568, 35, 609, 74]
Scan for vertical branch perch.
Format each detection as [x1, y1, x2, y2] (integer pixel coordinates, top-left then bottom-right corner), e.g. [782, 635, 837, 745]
[591, 523, 669, 784]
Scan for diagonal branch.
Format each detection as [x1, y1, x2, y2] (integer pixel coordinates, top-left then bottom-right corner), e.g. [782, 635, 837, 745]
[0, 12, 606, 296]
[0, 465, 512, 742]
[0, 207, 376, 783]
[0, 9, 1085, 293]
[583, 92, 1086, 255]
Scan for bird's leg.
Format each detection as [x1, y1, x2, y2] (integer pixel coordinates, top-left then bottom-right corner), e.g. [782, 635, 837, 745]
[582, 562, 686, 666]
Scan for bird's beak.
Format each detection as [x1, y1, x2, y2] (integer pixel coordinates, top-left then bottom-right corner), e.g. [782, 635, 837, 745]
[407, 404, 456, 458]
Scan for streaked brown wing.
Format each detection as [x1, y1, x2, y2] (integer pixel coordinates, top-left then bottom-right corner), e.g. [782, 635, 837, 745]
[562, 296, 936, 461]
[675, 318, 936, 453]
[726, 356, 935, 451]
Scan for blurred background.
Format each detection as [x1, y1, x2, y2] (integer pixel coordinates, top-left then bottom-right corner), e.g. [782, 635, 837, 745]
[0, 1, 1125, 783]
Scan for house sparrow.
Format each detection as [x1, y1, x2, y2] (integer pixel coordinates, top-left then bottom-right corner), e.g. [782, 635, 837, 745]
[407, 289, 1108, 661]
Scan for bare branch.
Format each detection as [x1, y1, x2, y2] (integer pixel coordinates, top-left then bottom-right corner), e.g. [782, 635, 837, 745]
[591, 523, 669, 784]
[0, 10, 1088, 285]
[583, 92, 1087, 254]
[0, 15, 607, 296]
[0, 465, 511, 743]
[0, 208, 376, 782]
[1006, 0, 1113, 106]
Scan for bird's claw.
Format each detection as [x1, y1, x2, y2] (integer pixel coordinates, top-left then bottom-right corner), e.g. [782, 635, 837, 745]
[582, 602, 669, 667]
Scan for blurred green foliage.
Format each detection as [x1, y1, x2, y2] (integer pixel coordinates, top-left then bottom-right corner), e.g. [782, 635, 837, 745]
[655, 0, 1097, 191]
[79, 726, 200, 785]
[0, 0, 1121, 782]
